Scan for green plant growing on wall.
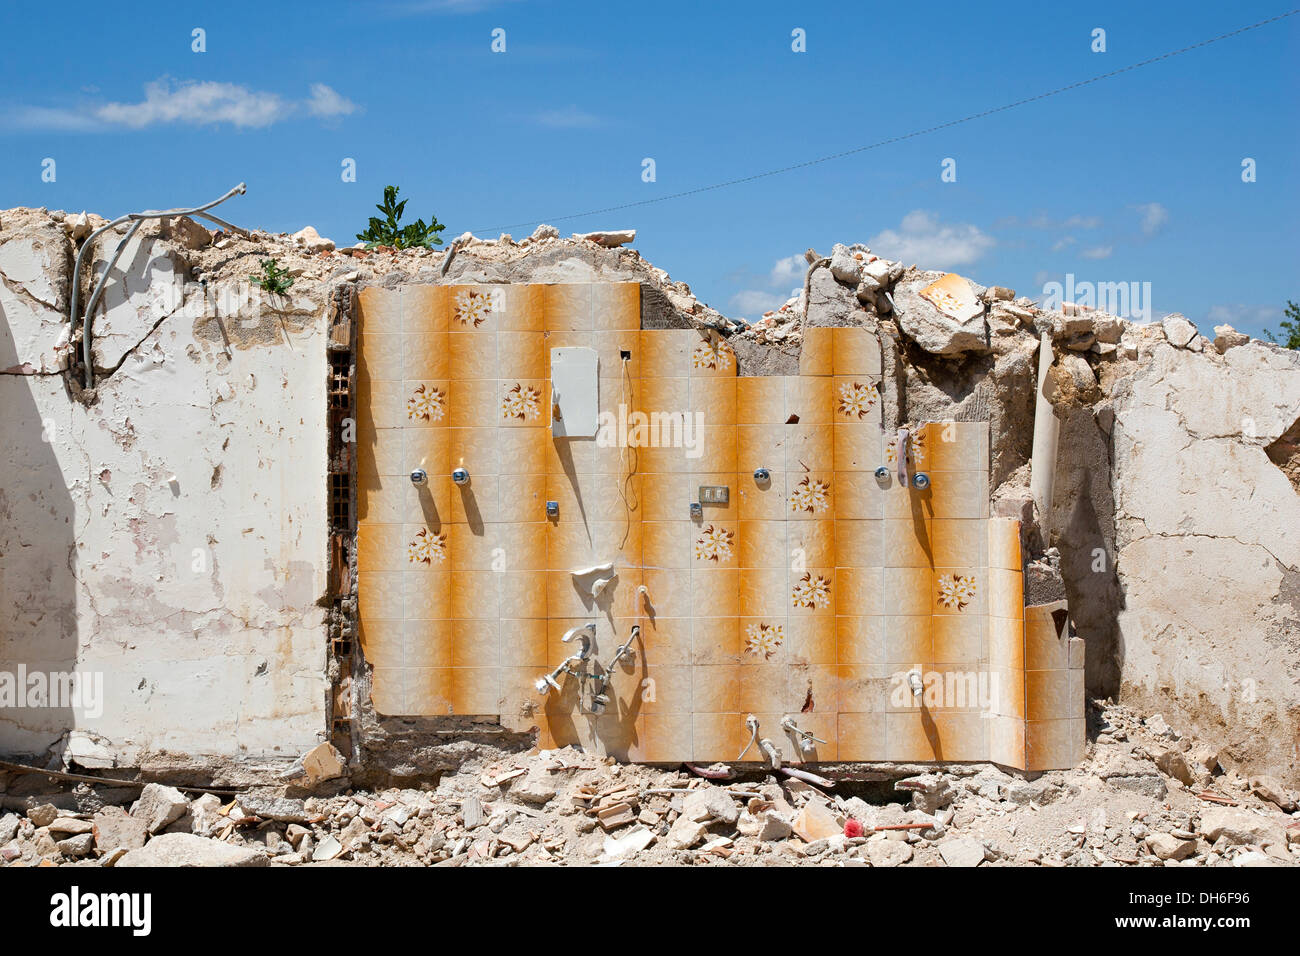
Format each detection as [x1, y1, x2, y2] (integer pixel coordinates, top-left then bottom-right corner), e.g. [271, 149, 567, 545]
[1263, 300, 1300, 349]
[357, 185, 446, 250]
[251, 258, 295, 297]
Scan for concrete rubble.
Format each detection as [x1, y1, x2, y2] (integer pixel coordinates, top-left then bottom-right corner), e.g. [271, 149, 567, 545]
[2, 702, 1298, 868]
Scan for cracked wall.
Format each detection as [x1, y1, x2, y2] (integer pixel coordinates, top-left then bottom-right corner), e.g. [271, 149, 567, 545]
[1109, 341, 1300, 782]
[0, 211, 329, 771]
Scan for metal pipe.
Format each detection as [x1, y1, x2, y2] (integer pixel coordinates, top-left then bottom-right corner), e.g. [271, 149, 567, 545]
[1029, 330, 1060, 544]
[79, 219, 144, 378]
[69, 182, 246, 387]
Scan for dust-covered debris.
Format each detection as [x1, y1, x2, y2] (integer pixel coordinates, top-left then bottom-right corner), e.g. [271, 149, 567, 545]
[3, 702, 1296, 868]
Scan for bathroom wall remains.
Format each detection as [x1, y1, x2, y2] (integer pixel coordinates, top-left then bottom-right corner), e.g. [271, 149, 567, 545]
[354, 282, 1084, 769]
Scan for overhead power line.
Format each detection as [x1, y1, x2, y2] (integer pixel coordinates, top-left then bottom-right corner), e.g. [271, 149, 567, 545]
[471, 9, 1297, 234]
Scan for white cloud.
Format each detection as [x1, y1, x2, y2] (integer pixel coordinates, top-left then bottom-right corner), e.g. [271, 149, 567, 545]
[1080, 245, 1113, 259]
[1134, 202, 1169, 236]
[730, 289, 795, 316]
[533, 105, 600, 128]
[7, 79, 357, 131]
[1051, 236, 1076, 252]
[1206, 303, 1282, 329]
[769, 254, 806, 285]
[867, 210, 995, 268]
[95, 79, 289, 128]
[305, 83, 358, 118]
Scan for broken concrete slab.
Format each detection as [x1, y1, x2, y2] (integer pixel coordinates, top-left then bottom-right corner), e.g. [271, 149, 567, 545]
[117, 833, 270, 867]
[130, 784, 189, 834]
[893, 275, 989, 355]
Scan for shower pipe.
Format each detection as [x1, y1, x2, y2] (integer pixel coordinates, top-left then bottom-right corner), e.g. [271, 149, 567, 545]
[68, 182, 248, 388]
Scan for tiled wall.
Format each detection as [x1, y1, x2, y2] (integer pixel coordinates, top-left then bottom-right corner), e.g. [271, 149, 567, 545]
[355, 282, 1084, 769]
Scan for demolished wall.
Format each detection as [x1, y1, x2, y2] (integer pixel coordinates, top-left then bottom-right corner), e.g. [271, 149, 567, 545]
[1, 208, 1297, 786]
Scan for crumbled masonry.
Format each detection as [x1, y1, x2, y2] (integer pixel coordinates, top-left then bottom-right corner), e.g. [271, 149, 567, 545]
[1, 206, 1299, 867]
[1, 703, 1297, 867]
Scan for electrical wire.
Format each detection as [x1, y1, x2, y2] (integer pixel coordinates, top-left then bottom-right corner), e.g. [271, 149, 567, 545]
[470, 11, 1297, 235]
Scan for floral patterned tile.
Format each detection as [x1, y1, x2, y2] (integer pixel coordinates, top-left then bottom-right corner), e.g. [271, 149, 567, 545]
[834, 378, 881, 420]
[452, 286, 502, 329]
[689, 333, 735, 374]
[406, 382, 448, 423]
[407, 527, 448, 566]
[788, 474, 832, 516]
[790, 570, 833, 612]
[692, 523, 736, 565]
[499, 380, 546, 424]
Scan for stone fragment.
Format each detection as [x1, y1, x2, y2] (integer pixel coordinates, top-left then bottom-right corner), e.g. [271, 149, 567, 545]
[48, 817, 93, 836]
[895, 774, 954, 815]
[1146, 833, 1196, 861]
[161, 215, 212, 250]
[666, 816, 705, 850]
[893, 278, 989, 355]
[239, 790, 310, 823]
[130, 784, 189, 834]
[1248, 775, 1296, 811]
[1200, 807, 1285, 847]
[27, 804, 58, 828]
[757, 811, 793, 842]
[1161, 313, 1199, 349]
[508, 771, 557, 806]
[56, 833, 95, 858]
[291, 225, 335, 253]
[938, 836, 986, 867]
[1154, 749, 1195, 786]
[117, 833, 269, 867]
[92, 809, 148, 852]
[573, 229, 635, 248]
[866, 839, 913, 867]
[187, 794, 223, 836]
[681, 787, 739, 825]
[829, 243, 862, 284]
[1212, 324, 1249, 354]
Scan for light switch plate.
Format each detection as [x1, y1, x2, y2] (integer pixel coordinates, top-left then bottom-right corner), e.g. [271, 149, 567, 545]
[698, 485, 729, 504]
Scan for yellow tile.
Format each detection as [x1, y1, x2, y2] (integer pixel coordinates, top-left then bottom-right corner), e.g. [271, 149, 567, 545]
[591, 282, 640, 331]
[543, 283, 593, 331]
[799, 327, 832, 376]
[401, 284, 450, 334]
[832, 326, 881, 375]
[736, 377, 786, 424]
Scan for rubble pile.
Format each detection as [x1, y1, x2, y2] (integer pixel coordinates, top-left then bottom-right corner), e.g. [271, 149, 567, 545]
[2, 703, 1295, 868]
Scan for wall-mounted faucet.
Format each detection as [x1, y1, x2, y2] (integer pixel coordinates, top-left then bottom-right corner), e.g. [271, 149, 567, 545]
[585, 624, 641, 715]
[780, 714, 827, 754]
[451, 467, 470, 486]
[535, 623, 595, 695]
[410, 468, 427, 486]
[758, 738, 782, 769]
[907, 669, 924, 698]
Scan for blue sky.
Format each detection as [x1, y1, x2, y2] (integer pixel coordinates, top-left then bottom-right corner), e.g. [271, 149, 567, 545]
[2, 0, 1296, 337]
